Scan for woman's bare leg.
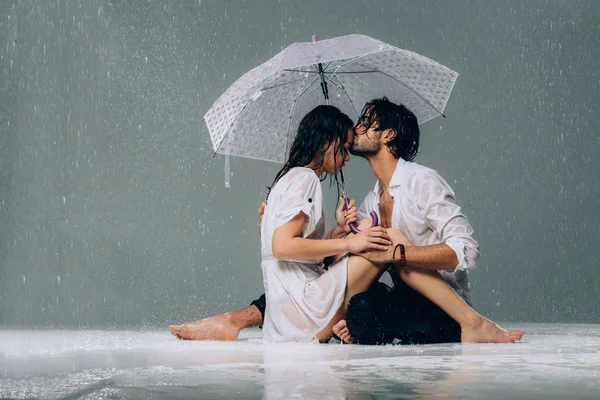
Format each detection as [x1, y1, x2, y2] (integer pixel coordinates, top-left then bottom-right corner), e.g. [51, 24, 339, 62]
[315, 254, 385, 342]
[398, 265, 524, 343]
[384, 229, 525, 343]
[316, 220, 385, 342]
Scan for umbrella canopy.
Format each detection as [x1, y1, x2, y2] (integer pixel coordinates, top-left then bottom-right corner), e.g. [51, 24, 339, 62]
[204, 34, 460, 164]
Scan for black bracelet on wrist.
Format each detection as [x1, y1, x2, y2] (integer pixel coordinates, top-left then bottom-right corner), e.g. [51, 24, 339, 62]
[392, 243, 406, 267]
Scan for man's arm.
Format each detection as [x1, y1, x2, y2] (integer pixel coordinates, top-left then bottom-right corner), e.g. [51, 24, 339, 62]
[362, 230, 469, 271]
[403, 243, 459, 270]
[403, 170, 479, 271]
[362, 171, 479, 271]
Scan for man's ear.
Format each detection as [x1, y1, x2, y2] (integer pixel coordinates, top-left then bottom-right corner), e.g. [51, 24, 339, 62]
[383, 128, 397, 145]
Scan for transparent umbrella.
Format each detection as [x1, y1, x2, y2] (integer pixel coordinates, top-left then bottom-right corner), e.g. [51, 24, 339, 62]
[203, 34, 459, 230]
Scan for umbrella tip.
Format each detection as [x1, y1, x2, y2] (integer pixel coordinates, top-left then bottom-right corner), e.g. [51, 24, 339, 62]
[312, 35, 317, 43]
[442, 113, 447, 118]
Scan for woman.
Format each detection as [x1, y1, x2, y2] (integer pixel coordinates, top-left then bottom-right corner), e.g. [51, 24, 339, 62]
[261, 105, 398, 342]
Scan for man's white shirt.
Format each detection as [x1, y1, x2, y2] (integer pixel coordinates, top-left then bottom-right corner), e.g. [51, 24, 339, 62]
[357, 158, 480, 304]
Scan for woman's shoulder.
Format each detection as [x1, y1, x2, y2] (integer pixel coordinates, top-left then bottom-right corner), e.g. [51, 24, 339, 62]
[270, 167, 319, 196]
[277, 167, 321, 196]
[288, 166, 317, 177]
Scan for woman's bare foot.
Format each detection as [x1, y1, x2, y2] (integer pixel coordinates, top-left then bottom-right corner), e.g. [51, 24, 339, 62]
[333, 320, 353, 344]
[461, 316, 525, 343]
[169, 313, 241, 341]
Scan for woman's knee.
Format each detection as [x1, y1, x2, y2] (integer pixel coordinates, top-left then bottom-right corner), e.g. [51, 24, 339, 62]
[398, 264, 416, 281]
[386, 228, 413, 246]
[356, 219, 373, 230]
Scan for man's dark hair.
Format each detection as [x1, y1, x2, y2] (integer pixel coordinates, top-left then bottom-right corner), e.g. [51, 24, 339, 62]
[267, 105, 353, 198]
[360, 97, 420, 161]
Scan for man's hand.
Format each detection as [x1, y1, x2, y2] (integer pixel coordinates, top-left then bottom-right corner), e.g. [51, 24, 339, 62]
[335, 197, 357, 234]
[258, 202, 266, 237]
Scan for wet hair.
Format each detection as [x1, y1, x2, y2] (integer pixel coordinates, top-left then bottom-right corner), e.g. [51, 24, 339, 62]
[267, 105, 353, 199]
[360, 97, 420, 161]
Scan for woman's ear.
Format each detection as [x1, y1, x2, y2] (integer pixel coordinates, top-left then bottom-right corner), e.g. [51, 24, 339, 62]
[319, 140, 334, 153]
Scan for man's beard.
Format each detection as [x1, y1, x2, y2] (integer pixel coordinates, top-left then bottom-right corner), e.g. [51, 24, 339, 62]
[350, 139, 381, 158]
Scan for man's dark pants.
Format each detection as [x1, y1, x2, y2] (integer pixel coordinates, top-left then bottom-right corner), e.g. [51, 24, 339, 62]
[250, 277, 461, 345]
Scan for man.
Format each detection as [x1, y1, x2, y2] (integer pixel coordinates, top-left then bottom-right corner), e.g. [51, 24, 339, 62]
[170, 98, 524, 344]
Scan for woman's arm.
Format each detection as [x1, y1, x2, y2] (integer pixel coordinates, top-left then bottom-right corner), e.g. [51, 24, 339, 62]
[272, 212, 391, 261]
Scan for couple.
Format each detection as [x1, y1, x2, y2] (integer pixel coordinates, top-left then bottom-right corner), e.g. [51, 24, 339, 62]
[171, 98, 524, 345]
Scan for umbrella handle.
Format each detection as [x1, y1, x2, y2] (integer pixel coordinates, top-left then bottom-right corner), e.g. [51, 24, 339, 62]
[343, 197, 379, 234]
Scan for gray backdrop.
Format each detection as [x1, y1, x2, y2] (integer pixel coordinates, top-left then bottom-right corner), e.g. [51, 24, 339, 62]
[0, 0, 598, 328]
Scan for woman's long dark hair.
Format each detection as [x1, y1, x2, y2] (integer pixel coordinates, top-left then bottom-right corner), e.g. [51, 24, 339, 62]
[267, 105, 354, 199]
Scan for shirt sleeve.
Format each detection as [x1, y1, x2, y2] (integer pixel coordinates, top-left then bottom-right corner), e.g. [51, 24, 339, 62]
[274, 170, 322, 237]
[413, 170, 480, 271]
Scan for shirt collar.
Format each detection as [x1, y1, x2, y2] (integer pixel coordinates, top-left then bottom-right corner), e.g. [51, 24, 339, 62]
[372, 158, 407, 195]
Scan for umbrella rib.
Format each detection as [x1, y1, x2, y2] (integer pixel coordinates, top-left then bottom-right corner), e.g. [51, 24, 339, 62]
[282, 68, 318, 73]
[284, 74, 319, 158]
[324, 70, 379, 75]
[262, 76, 314, 91]
[332, 51, 381, 70]
[324, 74, 344, 90]
[329, 74, 360, 119]
[294, 74, 321, 101]
[326, 50, 383, 80]
[355, 61, 446, 117]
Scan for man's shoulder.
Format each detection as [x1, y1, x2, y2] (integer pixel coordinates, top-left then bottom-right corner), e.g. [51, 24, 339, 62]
[405, 160, 438, 174]
[401, 161, 443, 182]
[398, 161, 456, 198]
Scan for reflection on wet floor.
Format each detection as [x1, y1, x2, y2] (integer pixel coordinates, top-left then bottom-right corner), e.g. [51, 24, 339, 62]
[1, 323, 600, 399]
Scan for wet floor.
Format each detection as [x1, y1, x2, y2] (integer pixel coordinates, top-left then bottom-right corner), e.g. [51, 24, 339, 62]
[1, 323, 599, 399]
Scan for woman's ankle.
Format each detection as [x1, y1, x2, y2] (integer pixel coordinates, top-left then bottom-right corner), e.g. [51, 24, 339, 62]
[459, 313, 484, 331]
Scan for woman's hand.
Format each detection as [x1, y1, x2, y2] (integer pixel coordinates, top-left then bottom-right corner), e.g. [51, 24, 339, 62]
[335, 197, 357, 234]
[360, 228, 414, 264]
[346, 226, 392, 254]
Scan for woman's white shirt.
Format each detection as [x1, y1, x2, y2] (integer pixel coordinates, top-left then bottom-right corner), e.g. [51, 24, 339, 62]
[260, 167, 347, 342]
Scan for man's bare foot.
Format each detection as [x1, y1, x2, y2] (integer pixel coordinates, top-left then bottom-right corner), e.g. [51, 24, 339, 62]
[333, 320, 353, 344]
[169, 313, 241, 341]
[461, 316, 525, 343]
